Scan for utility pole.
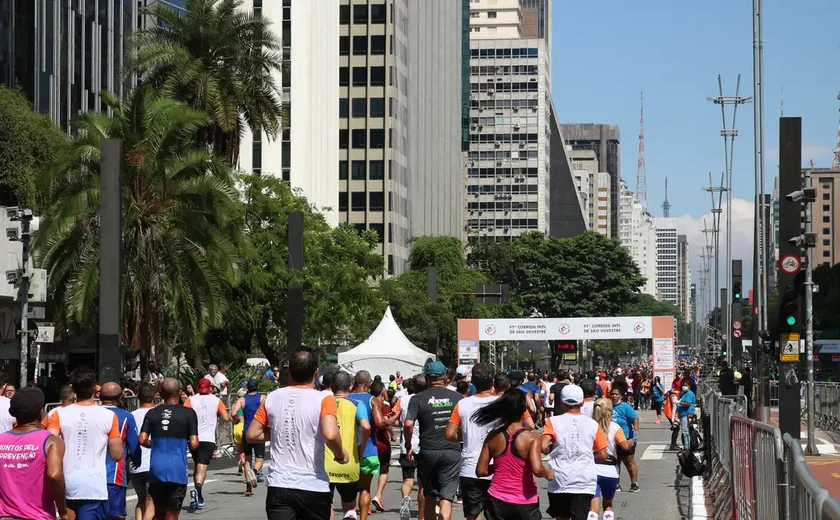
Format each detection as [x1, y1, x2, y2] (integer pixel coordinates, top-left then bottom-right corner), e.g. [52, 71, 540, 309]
[704, 173, 726, 331]
[8, 207, 33, 386]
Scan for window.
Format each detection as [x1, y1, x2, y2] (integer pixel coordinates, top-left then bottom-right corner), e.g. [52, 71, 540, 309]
[369, 192, 384, 211]
[351, 98, 367, 117]
[824, 193, 831, 200]
[824, 227, 831, 235]
[353, 5, 368, 24]
[824, 216, 831, 223]
[339, 98, 348, 118]
[351, 160, 366, 180]
[371, 4, 386, 23]
[339, 5, 350, 24]
[824, 204, 831, 211]
[470, 12, 479, 18]
[353, 36, 368, 55]
[370, 67, 385, 86]
[369, 160, 385, 179]
[351, 192, 366, 211]
[488, 11, 497, 18]
[352, 129, 367, 148]
[370, 129, 385, 149]
[388, 255, 394, 275]
[339, 129, 348, 149]
[339, 36, 349, 55]
[370, 223, 385, 243]
[252, 141, 262, 172]
[370, 98, 385, 117]
[371, 35, 386, 55]
[352, 67, 367, 86]
[339, 67, 349, 86]
[338, 192, 348, 211]
[353, 223, 366, 234]
[824, 251, 831, 258]
[824, 239, 831, 246]
[339, 161, 348, 180]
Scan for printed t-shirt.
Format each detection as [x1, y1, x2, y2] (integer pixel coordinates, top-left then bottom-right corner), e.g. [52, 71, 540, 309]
[405, 386, 462, 451]
[580, 398, 595, 418]
[543, 412, 608, 494]
[594, 422, 627, 479]
[47, 402, 120, 500]
[130, 408, 152, 473]
[254, 387, 338, 493]
[348, 393, 378, 458]
[612, 401, 638, 441]
[678, 390, 696, 417]
[104, 406, 139, 487]
[0, 397, 13, 434]
[141, 404, 198, 485]
[325, 397, 364, 483]
[395, 395, 420, 454]
[184, 394, 227, 443]
[448, 395, 497, 479]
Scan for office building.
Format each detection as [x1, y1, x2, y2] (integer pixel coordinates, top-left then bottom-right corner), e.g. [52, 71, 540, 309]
[519, 0, 551, 51]
[654, 217, 678, 305]
[810, 168, 840, 267]
[677, 234, 691, 322]
[618, 181, 657, 297]
[547, 101, 588, 237]
[469, 0, 522, 39]
[568, 147, 611, 236]
[560, 124, 621, 239]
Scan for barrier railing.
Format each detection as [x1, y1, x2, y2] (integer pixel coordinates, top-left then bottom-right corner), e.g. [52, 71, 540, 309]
[730, 415, 787, 520]
[783, 433, 831, 519]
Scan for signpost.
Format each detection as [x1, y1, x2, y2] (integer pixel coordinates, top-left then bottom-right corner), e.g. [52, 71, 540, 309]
[781, 254, 800, 275]
[780, 332, 800, 362]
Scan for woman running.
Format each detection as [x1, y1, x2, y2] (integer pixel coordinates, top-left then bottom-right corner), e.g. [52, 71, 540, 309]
[473, 389, 551, 520]
[591, 398, 634, 520]
[652, 376, 665, 424]
[609, 380, 639, 492]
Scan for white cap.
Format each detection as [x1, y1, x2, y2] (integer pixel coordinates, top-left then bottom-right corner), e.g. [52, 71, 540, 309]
[456, 366, 470, 377]
[561, 384, 585, 406]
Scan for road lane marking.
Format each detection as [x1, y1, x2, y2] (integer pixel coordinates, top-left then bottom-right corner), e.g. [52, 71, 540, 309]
[640, 444, 666, 460]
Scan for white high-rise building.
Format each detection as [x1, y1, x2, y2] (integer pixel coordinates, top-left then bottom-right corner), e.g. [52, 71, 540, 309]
[618, 181, 657, 296]
[568, 148, 610, 236]
[654, 217, 679, 305]
[469, 0, 523, 39]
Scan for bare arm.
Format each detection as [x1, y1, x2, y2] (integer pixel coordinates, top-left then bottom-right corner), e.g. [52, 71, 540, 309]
[475, 439, 494, 478]
[529, 435, 554, 479]
[403, 419, 415, 457]
[139, 432, 151, 449]
[245, 416, 268, 444]
[231, 398, 243, 422]
[188, 434, 199, 451]
[444, 421, 461, 442]
[45, 436, 71, 519]
[358, 418, 371, 460]
[219, 408, 231, 423]
[107, 437, 124, 462]
[593, 447, 608, 463]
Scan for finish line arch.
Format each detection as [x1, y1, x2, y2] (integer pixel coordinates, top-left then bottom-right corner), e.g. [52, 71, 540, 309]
[457, 316, 676, 382]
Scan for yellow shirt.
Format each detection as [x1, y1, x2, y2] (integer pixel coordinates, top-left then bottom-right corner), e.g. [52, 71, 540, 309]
[325, 397, 361, 483]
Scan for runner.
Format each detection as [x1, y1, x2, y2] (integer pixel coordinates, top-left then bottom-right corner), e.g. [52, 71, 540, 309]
[609, 380, 640, 492]
[444, 362, 496, 520]
[348, 371, 379, 520]
[550, 370, 571, 416]
[405, 361, 463, 520]
[232, 379, 267, 495]
[41, 384, 75, 427]
[473, 388, 548, 520]
[0, 387, 74, 520]
[184, 377, 231, 509]
[246, 349, 349, 520]
[396, 375, 426, 520]
[100, 382, 141, 520]
[580, 379, 597, 418]
[0, 370, 14, 434]
[130, 383, 156, 520]
[326, 371, 370, 520]
[47, 367, 123, 520]
[370, 380, 398, 513]
[591, 398, 634, 520]
[139, 378, 199, 520]
[541, 385, 609, 520]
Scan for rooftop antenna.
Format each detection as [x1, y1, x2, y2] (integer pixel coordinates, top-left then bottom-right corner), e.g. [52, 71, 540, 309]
[636, 91, 647, 209]
[662, 177, 671, 217]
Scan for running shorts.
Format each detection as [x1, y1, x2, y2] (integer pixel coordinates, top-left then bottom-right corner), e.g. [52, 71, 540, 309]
[416, 449, 460, 501]
[148, 481, 188, 513]
[617, 441, 637, 456]
[266, 486, 332, 520]
[130, 472, 149, 503]
[106, 484, 127, 518]
[243, 441, 266, 458]
[66, 499, 107, 520]
[460, 477, 491, 517]
[399, 453, 417, 480]
[377, 450, 390, 474]
[483, 495, 541, 520]
[595, 475, 620, 500]
[191, 441, 216, 465]
[360, 454, 380, 476]
[546, 492, 593, 520]
[330, 482, 358, 504]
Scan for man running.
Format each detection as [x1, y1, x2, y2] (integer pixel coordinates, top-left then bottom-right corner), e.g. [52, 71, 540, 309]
[348, 371, 379, 520]
[445, 362, 496, 520]
[370, 380, 398, 512]
[395, 375, 426, 520]
[405, 361, 463, 520]
[580, 379, 597, 418]
[232, 379, 266, 494]
[100, 382, 141, 520]
[184, 378, 230, 508]
[130, 383, 156, 520]
[139, 378, 199, 520]
[246, 349, 348, 520]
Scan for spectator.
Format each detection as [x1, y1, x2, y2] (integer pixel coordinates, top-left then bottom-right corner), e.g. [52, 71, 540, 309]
[204, 364, 230, 396]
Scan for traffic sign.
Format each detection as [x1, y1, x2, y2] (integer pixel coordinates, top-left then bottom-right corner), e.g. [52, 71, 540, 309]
[733, 329, 742, 339]
[781, 255, 801, 275]
[733, 321, 742, 330]
[780, 332, 800, 362]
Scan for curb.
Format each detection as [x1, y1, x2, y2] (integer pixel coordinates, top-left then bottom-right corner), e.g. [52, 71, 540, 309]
[691, 476, 708, 519]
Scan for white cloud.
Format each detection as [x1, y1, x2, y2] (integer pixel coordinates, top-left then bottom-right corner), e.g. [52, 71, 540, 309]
[767, 144, 835, 164]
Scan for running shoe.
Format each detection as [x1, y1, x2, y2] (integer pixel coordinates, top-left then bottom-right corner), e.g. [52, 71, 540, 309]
[197, 501, 205, 510]
[245, 468, 258, 488]
[189, 489, 199, 513]
[245, 484, 252, 497]
[256, 471, 265, 483]
[372, 495, 384, 512]
[399, 497, 411, 520]
[629, 482, 640, 493]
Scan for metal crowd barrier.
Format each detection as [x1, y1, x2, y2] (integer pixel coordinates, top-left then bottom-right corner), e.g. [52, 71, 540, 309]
[783, 433, 833, 519]
[701, 385, 748, 520]
[730, 415, 787, 520]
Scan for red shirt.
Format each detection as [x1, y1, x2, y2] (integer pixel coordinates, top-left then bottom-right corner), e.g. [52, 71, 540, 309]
[375, 402, 391, 454]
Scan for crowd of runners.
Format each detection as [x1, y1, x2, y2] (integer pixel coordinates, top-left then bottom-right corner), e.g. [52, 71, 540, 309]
[0, 354, 704, 520]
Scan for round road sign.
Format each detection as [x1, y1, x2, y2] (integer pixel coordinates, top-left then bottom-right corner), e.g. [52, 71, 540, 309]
[781, 255, 800, 275]
[733, 329, 742, 339]
[733, 321, 742, 330]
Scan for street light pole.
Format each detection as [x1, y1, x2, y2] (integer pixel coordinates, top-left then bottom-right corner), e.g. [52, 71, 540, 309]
[804, 167, 817, 455]
[18, 210, 32, 387]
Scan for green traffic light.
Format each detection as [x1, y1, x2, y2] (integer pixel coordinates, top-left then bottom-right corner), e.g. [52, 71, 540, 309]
[734, 293, 741, 300]
[786, 316, 797, 326]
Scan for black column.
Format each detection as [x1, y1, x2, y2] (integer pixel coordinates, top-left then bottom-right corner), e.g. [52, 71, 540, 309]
[98, 139, 123, 383]
[731, 259, 743, 365]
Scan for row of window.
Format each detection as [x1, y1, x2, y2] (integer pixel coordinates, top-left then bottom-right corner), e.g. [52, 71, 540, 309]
[339, 4, 387, 25]
[472, 82, 540, 93]
[467, 202, 540, 211]
[468, 167, 540, 178]
[471, 65, 539, 76]
[470, 48, 541, 58]
[472, 99, 540, 109]
[340, 66, 386, 87]
[339, 160, 386, 180]
[468, 151, 541, 159]
[466, 219, 540, 229]
[338, 191, 385, 212]
[471, 117, 541, 127]
[470, 133, 540, 143]
[339, 129, 386, 149]
[339, 97, 386, 118]
[467, 185, 540, 194]
[340, 35, 387, 56]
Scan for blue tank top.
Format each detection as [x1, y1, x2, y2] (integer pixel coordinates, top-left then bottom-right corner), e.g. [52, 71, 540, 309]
[243, 393, 261, 431]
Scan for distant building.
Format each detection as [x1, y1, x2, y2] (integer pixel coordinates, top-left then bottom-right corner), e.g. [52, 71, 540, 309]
[808, 168, 840, 267]
[654, 217, 679, 305]
[568, 148, 611, 236]
[618, 181, 657, 297]
[677, 234, 691, 322]
[469, 0, 523, 39]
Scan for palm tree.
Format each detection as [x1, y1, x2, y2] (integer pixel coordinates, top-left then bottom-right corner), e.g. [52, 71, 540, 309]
[130, 0, 284, 165]
[34, 86, 243, 366]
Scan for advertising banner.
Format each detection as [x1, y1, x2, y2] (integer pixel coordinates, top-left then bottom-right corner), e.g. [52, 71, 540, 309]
[458, 339, 479, 365]
[476, 317, 653, 341]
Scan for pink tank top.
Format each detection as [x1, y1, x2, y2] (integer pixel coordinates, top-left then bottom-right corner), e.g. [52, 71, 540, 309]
[488, 427, 538, 504]
[0, 429, 56, 520]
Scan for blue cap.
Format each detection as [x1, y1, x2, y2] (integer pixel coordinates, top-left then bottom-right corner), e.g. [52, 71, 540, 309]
[425, 361, 446, 377]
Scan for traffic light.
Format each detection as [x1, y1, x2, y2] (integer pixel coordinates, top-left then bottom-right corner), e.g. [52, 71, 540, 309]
[732, 281, 742, 302]
[779, 284, 799, 331]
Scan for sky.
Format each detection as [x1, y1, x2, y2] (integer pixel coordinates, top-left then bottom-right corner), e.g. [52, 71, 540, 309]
[551, 0, 840, 296]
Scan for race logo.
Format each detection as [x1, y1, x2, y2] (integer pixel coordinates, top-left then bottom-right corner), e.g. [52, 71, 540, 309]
[634, 322, 646, 334]
[484, 324, 496, 336]
[427, 397, 452, 408]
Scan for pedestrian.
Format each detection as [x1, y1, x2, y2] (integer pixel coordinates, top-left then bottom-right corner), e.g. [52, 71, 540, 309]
[609, 380, 640, 492]
[184, 378, 231, 509]
[678, 379, 697, 450]
[245, 349, 349, 520]
[580, 379, 597, 418]
[444, 362, 497, 520]
[550, 370, 571, 416]
[129, 383, 156, 520]
[0, 370, 14, 434]
[652, 376, 665, 424]
[541, 385, 609, 520]
[631, 373, 641, 411]
[46, 367, 124, 520]
[232, 379, 266, 495]
[347, 371, 379, 520]
[99, 382, 142, 520]
[473, 389, 548, 520]
[741, 366, 754, 417]
[591, 398, 634, 520]
[204, 364, 230, 396]
[326, 371, 370, 520]
[370, 379, 398, 512]
[405, 362, 463, 520]
[138, 378, 199, 520]
[394, 375, 426, 520]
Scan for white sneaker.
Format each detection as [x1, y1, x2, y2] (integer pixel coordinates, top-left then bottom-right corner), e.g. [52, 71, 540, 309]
[399, 496, 411, 520]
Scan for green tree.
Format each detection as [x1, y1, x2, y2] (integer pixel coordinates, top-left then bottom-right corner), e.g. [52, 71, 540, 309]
[0, 86, 66, 210]
[130, 0, 284, 164]
[34, 87, 243, 367]
[203, 174, 385, 364]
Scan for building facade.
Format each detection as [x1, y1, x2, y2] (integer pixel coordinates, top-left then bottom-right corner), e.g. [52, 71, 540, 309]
[618, 181, 657, 297]
[519, 0, 551, 50]
[468, 0, 522, 39]
[568, 147, 610, 236]
[654, 217, 678, 305]
[677, 234, 691, 322]
[810, 168, 840, 268]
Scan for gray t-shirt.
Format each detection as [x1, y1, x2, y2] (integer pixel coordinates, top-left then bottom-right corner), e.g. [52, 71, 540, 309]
[406, 386, 462, 451]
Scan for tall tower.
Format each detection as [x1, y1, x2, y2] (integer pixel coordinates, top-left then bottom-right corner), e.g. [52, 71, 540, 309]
[662, 177, 671, 217]
[833, 92, 840, 170]
[636, 91, 647, 208]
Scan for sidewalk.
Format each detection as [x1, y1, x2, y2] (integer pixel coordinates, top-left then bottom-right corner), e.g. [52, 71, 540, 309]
[770, 408, 840, 499]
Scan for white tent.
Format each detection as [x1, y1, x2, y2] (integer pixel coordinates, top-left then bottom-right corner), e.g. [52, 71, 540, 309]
[337, 307, 436, 378]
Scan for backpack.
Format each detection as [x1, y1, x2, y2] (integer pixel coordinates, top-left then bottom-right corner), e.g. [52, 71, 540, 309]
[689, 424, 703, 451]
[678, 449, 705, 478]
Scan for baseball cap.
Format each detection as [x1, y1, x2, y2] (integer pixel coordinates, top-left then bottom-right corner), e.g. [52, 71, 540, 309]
[197, 378, 212, 394]
[247, 378, 259, 391]
[456, 366, 469, 377]
[425, 361, 446, 377]
[561, 384, 584, 406]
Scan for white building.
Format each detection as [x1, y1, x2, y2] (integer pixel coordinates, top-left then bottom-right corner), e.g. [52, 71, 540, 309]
[654, 217, 679, 305]
[568, 148, 610, 236]
[618, 182, 657, 296]
[469, 0, 523, 39]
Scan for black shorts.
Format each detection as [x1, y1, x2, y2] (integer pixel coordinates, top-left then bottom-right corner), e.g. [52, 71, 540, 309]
[130, 472, 149, 502]
[330, 482, 358, 504]
[191, 441, 216, 465]
[653, 400, 664, 413]
[266, 486, 332, 520]
[399, 453, 417, 480]
[416, 449, 460, 502]
[148, 481, 188, 513]
[460, 477, 491, 518]
[484, 495, 541, 520]
[244, 441, 266, 458]
[378, 451, 390, 474]
[617, 442, 637, 456]
[546, 492, 593, 520]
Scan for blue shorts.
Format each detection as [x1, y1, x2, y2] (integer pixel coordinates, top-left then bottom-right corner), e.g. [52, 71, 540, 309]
[107, 484, 127, 517]
[66, 499, 107, 520]
[594, 475, 620, 500]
